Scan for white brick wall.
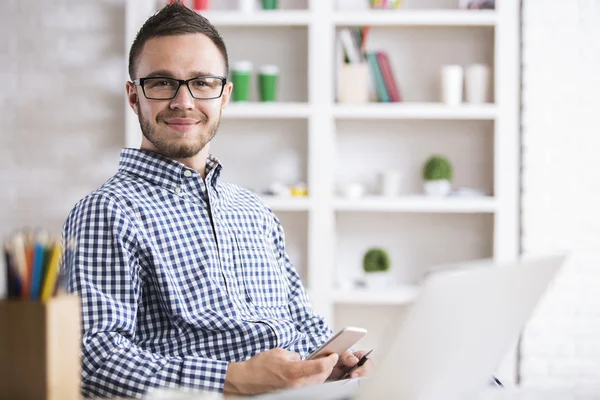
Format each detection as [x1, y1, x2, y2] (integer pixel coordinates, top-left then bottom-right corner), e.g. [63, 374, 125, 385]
[0, 0, 126, 295]
[520, 0, 600, 388]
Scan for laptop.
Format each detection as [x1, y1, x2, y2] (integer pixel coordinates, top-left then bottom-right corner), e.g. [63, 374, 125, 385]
[147, 254, 565, 400]
[246, 254, 565, 400]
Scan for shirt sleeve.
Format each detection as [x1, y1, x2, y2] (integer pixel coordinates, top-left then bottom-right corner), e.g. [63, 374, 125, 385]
[270, 214, 333, 353]
[63, 193, 228, 399]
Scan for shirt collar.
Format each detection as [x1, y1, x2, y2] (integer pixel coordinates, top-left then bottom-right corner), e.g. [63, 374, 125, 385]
[118, 148, 223, 191]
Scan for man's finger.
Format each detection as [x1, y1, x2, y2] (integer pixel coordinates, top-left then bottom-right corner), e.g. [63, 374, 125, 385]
[292, 353, 339, 378]
[339, 350, 359, 367]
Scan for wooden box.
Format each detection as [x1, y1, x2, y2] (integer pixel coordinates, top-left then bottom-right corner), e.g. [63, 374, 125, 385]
[0, 295, 81, 400]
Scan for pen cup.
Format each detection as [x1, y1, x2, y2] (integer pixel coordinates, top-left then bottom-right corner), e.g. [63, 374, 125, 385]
[338, 62, 370, 104]
[0, 295, 81, 400]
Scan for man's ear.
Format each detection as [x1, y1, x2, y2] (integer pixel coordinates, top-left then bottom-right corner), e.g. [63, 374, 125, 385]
[220, 81, 233, 110]
[126, 81, 140, 115]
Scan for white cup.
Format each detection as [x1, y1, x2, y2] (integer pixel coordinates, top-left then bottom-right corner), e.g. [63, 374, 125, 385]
[238, 0, 254, 13]
[441, 65, 464, 106]
[379, 170, 402, 197]
[343, 183, 365, 198]
[465, 64, 491, 103]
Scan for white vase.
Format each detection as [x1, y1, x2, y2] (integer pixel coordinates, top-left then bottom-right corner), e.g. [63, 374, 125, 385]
[364, 272, 391, 290]
[424, 180, 451, 197]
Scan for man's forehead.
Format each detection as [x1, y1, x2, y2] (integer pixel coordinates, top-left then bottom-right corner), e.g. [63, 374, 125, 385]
[136, 34, 225, 76]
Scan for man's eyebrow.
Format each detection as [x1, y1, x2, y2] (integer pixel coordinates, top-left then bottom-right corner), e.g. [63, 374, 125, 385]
[143, 70, 220, 79]
[144, 70, 176, 78]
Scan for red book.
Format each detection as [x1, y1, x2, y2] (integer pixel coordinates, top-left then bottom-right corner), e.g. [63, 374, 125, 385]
[376, 51, 402, 102]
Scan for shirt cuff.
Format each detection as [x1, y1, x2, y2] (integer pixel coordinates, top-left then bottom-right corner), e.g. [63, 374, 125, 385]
[181, 356, 229, 393]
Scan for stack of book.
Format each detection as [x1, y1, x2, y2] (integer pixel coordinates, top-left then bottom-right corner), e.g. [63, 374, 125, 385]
[365, 50, 402, 102]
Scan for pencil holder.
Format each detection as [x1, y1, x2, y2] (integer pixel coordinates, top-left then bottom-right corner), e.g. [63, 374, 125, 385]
[338, 62, 370, 104]
[0, 295, 81, 400]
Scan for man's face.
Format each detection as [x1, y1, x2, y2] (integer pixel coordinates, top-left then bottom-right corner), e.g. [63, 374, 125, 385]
[126, 34, 232, 159]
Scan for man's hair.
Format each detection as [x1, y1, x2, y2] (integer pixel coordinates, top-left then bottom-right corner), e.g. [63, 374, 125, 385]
[128, 1, 229, 80]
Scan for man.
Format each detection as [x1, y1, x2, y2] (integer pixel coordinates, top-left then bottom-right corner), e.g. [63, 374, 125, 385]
[62, 2, 372, 398]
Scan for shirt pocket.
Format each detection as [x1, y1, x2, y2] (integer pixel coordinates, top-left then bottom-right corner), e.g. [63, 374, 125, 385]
[235, 233, 290, 308]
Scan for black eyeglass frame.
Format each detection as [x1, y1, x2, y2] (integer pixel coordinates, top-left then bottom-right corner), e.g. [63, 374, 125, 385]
[133, 76, 227, 100]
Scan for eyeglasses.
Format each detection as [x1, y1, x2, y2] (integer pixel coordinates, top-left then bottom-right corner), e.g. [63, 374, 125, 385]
[133, 76, 227, 100]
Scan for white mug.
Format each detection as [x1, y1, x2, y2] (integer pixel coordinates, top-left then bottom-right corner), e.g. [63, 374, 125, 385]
[465, 64, 491, 103]
[441, 65, 464, 106]
[379, 170, 402, 197]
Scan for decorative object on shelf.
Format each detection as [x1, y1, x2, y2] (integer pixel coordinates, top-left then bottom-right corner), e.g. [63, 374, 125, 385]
[261, 0, 279, 10]
[290, 182, 308, 197]
[379, 170, 402, 197]
[368, 0, 403, 9]
[263, 182, 291, 197]
[258, 65, 279, 102]
[465, 64, 491, 104]
[238, 0, 254, 13]
[458, 0, 495, 10]
[441, 65, 464, 105]
[230, 61, 253, 102]
[363, 247, 392, 289]
[193, 0, 209, 10]
[341, 182, 366, 198]
[422, 155, 453, 197]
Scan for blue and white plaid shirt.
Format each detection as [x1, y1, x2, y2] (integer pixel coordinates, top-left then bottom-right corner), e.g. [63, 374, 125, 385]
[63, 148, 332, 398]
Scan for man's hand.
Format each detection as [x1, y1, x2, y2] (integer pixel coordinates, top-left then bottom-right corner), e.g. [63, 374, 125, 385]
[328, 350, 374, 381]
[223, 348, 339, 395]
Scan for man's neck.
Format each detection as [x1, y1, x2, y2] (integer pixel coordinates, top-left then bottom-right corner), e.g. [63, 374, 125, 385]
[175, 146, 210, 179]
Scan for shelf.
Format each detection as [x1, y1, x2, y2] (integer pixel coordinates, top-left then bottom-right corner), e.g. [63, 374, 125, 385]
[262, 196, 312, 211]
[333, 10, 497, 27]
[333, 285, 420, 305]
[334, 103, 496, 120]
[334, 196, 497, 213]
[224, 102, 311, 119]
[200, 11, 312, 26]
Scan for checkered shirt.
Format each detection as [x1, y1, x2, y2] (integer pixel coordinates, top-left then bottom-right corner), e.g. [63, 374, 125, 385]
[62, 148, 332, 399]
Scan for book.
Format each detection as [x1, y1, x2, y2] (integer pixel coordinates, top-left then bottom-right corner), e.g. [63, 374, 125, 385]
[376, 51, 402, 102]
[366, 51, 390, 102]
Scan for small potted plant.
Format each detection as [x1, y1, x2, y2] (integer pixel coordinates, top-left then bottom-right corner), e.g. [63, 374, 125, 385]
[422, 155, 453, 197]
[363, 248, 391, 289]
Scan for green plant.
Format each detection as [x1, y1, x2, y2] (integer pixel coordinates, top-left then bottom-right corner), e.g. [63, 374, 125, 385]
[423, 155, 453, 181]
[362, 248, 391, 273]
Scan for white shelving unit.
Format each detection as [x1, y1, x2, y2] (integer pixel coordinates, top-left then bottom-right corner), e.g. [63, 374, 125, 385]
[333, 103, 497, 120]
[126, 0, 520, 380]
[334, 196, 497, 213]
[223, 102, 310, 119]
[333, 10, 497, 26]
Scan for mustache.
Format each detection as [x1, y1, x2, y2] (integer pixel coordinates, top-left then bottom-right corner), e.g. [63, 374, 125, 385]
[156, 110, 208, 123]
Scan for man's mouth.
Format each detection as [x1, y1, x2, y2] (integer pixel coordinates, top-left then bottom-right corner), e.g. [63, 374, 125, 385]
[164, 118, 200, 133]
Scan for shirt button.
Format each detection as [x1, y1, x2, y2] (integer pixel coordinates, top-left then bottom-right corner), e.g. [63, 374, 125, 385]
[184, 170, 192, 177]
[174, 186, 182, 194]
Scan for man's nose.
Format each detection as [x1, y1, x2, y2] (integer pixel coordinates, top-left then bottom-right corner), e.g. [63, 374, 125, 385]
[169, 83, 195, 110]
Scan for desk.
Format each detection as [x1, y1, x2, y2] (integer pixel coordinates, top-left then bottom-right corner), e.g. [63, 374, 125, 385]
[137, 386, 600, 400]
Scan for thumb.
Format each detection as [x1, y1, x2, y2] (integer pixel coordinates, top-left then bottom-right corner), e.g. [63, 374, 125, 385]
[324, 352, 339, 369]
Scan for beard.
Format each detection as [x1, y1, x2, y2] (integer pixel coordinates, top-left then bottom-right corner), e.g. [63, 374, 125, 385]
[138, 104, 221, 159]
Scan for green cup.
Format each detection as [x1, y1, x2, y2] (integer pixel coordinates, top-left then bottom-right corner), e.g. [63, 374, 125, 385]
[230, 61, 253, 102]
[258, 65, 279, 102]
[261, 0, 279, 10]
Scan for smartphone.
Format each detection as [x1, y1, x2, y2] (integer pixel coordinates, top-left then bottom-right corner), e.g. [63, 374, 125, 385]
[306, 326, 367, 360]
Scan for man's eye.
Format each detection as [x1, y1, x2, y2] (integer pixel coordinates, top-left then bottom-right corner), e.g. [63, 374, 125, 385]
[147, 80, 175, 88]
